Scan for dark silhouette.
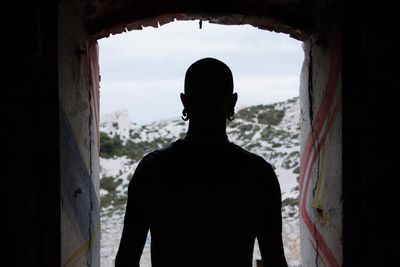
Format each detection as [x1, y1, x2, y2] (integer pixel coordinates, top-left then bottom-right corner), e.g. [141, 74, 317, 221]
[115, 58, 288, 267]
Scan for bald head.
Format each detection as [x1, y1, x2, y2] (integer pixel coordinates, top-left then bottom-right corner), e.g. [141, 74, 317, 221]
[184, 58, 234, 102]
[180, 57, 237, 124]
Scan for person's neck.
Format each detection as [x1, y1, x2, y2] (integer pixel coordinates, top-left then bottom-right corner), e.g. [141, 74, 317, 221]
[183, 121, 229, 145]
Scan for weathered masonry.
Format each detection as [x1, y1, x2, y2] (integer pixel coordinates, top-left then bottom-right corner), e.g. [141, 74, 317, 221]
[4, 1, 399, 266]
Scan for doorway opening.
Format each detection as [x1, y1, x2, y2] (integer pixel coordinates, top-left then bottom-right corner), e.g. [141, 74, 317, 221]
[97, 20, 303, 267]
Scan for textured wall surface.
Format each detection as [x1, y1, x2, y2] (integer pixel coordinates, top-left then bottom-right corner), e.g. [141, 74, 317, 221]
[299, 19, 342, 267]
[59, 1, 100, 265]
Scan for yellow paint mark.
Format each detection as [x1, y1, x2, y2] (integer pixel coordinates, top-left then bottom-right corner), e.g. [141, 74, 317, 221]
[311, 82, 341, 227]
[62, 223, 100, 267]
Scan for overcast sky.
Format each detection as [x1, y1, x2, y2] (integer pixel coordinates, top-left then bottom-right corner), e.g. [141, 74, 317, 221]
[98, 20, 304, 125]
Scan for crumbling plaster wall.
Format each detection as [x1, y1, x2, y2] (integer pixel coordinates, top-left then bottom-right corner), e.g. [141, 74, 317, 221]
[59, 0, 100, 266]
[299, 13, 342, 267]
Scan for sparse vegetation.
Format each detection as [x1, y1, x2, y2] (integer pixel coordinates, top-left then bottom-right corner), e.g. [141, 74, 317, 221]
[130, 131, 141, 139]
[235, 107, 257, 121]
[100, 176, 122, 191]
[282, 197, 299, 219]
[100, 192, 127, 212]
[100, 131, 174, 161]
[260, 126, 274, 141]
[272, 142, 282, 148]
[245, 142, 261, 150]
[282, 151, 300, 169]
[100, 133, 124, 158]
[293, 166, 300, 174]
[238, 124, 253, 132]
[282, 197, 299, 209]
[258, 108, 285, 125]
[100, 176, 127, 212]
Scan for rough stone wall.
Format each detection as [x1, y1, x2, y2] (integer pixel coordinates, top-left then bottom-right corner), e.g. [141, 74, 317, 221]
[299, 15, 342, 267]
[58, 1, 100, 266]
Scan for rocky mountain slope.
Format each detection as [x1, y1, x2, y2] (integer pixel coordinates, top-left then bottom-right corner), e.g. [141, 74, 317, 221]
[99, 97, 301, 267]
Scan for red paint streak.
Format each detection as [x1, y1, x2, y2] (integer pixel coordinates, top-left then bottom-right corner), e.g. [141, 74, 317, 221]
[299, 130, 317, 189]
[310, 235, 327, 266]
[299, 33, 341, 191]
[301, 104, 340, 267]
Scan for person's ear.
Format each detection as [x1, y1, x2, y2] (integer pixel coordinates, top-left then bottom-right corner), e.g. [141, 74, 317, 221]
[180, 93, 188, 108]
[231, 92, 238, 107]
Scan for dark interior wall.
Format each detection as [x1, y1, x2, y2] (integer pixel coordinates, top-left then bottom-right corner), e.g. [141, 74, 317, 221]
[58, 0, 101, 266]
[343, 4, 400, 267]
[3, 2, 60, 266]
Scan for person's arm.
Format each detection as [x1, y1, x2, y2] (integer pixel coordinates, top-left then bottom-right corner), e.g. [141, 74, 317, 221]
[257, 163, 288, 267]
[115, 159, 151, 267]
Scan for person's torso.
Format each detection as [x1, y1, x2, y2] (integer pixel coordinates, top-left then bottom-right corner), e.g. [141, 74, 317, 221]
[140, 139, 274, 267]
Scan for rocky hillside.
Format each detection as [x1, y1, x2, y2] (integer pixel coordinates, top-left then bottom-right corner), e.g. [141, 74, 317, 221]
[99, 97, 301, 267]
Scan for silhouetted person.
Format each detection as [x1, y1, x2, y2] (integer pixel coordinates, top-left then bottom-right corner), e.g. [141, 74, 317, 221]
[115, 58, 288, 267]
